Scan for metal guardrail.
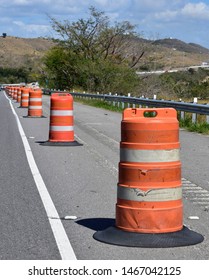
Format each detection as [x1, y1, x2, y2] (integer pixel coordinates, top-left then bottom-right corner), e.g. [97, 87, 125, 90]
[70, 92, 209, 115]
[43, 89, 209, 119]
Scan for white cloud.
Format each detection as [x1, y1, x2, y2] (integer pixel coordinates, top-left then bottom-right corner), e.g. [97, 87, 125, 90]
[1, 0, 209, 47]
[181, 2, 209, 20]
[94, 0, 128, 8]
[13, 20, 50, 36]
[131, 0, 181, 13]
[13, 0, 30, 4]
[154, 10, 179, 21]
[150, 2, 209, 23]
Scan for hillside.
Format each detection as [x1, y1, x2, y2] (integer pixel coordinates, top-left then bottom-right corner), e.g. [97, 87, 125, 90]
[138, 38, 209, 70]
[153, 38, 209, 54]
[1, 36, 209, 72]
[0, 36, 55, 70]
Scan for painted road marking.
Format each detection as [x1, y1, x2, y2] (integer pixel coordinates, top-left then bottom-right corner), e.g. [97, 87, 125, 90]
[182, 178, 209, 208]
[5, 92, 76, 260]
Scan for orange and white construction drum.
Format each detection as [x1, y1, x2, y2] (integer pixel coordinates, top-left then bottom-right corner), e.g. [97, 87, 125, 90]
[41, 92, 81, 146]
[20, 87, 30, 107]
[27, 88, 43, 117]
[94, 108, 204, 248]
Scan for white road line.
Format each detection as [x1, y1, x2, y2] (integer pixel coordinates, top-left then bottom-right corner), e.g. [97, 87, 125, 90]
[182, 184, 199, 187]
[193, 201, 209, 205]
[182, 177, 209, 207]
[183, 190, 209, 193]
[182, 186, 203, 189]
[190, 197, 209, 200]
[5, 92, 76, 260]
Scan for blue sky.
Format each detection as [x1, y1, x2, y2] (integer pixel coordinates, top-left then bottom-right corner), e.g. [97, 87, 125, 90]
[1, 0, 209, 48]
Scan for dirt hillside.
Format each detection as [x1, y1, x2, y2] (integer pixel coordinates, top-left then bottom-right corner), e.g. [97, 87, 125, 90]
[1, 36, 209, 71]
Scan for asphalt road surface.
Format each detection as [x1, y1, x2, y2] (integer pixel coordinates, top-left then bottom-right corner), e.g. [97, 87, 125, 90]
[0, 90, 209, 260]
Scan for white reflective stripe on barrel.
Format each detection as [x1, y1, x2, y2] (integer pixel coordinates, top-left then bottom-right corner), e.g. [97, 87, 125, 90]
[29, 98, 42, 101]
[22, 94, 29, 97]
[120, 148, 180, 162]
[50, 126, 74, 131]
[117, 185, 182, 202]
[29, 106, 42, 109]
[50, 110, 73, 116]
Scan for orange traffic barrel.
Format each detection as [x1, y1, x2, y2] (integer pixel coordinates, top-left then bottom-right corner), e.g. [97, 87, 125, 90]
[11, 87, 15, 99]
[4, 86, 8, 96]
[4, 86, 8, 95]
[40, 92, 82, 146]
[20, 87, 30, 107]
[5, 86, 10, 96]
[13, 87, 18, 101]
[17, 87, 22, 103]
[94, 108, 204, 247]
[26, 88, 44, 117]
[8, 86, 12, 97]
[117, 108, 182, 234]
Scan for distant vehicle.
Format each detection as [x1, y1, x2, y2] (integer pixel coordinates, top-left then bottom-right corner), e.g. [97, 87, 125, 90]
[27, 82, 39, 88]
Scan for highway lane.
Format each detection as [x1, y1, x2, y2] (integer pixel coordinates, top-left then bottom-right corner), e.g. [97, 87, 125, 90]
[180, 130, 209, 193]
[0, 91, 61, 259]
[1, 91, 209, 259]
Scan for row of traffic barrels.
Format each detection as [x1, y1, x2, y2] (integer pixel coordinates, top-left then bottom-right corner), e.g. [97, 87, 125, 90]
[4, 86, 204, 247]
[4, 86, 76, 144]
[5, 86, 43, 117]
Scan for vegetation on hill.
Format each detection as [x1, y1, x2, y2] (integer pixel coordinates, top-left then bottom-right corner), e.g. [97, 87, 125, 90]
[42, 7, 140, 93]
[0, 67, 29, 83]
[160, 68, 209, 99]
[1, 6, 209, 101]
[138, 68, 209, 100]
[153, 38, 209, 54]
[0, 36, 54, 84]
[41, 7, 209, 98]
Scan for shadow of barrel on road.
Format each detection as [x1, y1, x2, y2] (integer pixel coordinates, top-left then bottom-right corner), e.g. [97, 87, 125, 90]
[76, 218, 115, 231]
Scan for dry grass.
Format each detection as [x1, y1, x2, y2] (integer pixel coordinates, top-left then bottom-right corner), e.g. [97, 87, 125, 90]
[1, 36, 209, 72]
[0, 36, 55, 69]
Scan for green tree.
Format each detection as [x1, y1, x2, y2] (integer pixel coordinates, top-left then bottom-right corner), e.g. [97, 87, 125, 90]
[42, 47, 80, 89]
[159, 68, 209, 99]
[44, 6, 140, 93]
[0, 67, 29, 83]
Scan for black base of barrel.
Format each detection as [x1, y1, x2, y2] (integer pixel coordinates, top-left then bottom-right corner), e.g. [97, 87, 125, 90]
[23, 115, 46, 118]
[39, 140, 82, 146]
[93, 226, 204, 248]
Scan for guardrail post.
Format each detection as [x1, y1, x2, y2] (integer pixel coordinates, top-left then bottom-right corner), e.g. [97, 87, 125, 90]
[122, 100, 125, 109]
[180, 110, 185, 121]
[146, 97, 149, 108]
[179, 99, 185, 121]
[108, 92, 112, 105]
[192, 97, 198, 123]
[132, 102, 136, 109]
[127, 93, 131, 108]
[117, 94, 121, 108]
[207, 104, 209, 124]
[113, 93, 117, 106]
